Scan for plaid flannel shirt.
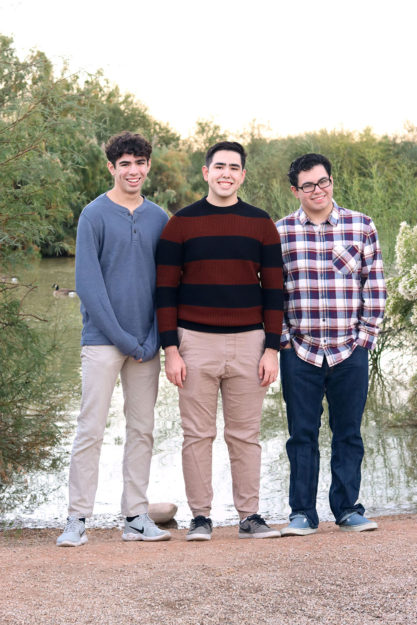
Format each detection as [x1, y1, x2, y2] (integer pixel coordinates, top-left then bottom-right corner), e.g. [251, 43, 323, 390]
[276, 202, 386, 367]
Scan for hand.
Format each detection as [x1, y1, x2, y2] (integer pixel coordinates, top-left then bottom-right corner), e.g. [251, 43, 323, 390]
[164, 346, 187, 388]
[258, 348, 279, 387]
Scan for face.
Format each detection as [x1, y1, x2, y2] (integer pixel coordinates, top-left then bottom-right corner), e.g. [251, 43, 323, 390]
[202, 150, 246, 206]
[107, 153, 151, 196]
[290, 164, 333, 221]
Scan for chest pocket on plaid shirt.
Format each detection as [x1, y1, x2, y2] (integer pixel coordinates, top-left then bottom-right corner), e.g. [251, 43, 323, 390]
[332, 244, 360, 275]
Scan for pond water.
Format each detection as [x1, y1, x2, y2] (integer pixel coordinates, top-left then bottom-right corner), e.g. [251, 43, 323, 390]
[4, 258, 417, 529]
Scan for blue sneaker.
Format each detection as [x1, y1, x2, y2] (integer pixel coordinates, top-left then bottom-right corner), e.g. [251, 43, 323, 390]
[122, 513, 171, 541]
[56, 516, 88, 547]
[280, 514, 318, 536]
[339, 512, 378, 532]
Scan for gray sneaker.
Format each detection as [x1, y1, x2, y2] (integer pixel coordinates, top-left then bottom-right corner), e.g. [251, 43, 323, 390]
[186, 515, 213, 541]
[56, 516, 88, 547]
[238, 514, 281, 539]
[122, 513, 171, 542]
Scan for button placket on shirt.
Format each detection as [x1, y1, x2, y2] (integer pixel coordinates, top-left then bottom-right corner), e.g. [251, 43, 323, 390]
[316, 224, 329, 349]
[131, 211, 139, 244]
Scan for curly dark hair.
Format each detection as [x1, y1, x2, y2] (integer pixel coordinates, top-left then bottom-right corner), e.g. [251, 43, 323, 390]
[288, 153, 332, 187]
[105, 131, 152, 165]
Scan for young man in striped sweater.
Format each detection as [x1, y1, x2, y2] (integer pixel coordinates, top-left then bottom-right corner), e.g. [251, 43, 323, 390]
[156, 141, 283, 540]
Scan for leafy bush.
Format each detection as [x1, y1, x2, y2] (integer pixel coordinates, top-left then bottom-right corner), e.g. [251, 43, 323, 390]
[0, 281, 72, 512]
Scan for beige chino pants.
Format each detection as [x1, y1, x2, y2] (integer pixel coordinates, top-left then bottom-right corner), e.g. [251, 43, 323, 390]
[68, 345, 160, 518]
[178, 328, 267, 519]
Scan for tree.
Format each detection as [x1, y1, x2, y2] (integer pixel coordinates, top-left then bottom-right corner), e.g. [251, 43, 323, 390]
[0, 36, 88, 259]
[0, 37, 82, 511]
[145, 147, 199, 213]
[0, 279, 74, 512]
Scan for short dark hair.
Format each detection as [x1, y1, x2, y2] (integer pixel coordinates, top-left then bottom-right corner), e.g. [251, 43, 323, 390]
[105, 131, 152, 166]
[205, 141, 247, 169]
[288, 153, 332, 187]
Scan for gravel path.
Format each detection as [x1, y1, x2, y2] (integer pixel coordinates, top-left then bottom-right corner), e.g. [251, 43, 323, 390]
[1, 514, 416, 625]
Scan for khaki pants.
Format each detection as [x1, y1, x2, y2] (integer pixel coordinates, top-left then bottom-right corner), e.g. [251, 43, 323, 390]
[178, 328, 267, 519]
[68, 345, 160, 518]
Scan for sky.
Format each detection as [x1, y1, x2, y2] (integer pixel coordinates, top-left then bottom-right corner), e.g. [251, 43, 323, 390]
[1, 0, 416, 140]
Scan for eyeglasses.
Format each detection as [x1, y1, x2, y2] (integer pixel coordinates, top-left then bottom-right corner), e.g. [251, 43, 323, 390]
[296, 177, 332, 193]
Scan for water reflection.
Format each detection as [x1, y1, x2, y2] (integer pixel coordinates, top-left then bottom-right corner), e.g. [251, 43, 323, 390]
[4, 258, 417, 528]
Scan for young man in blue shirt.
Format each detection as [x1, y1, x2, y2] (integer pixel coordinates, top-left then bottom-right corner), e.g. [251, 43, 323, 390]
[57, 132, 170, 546]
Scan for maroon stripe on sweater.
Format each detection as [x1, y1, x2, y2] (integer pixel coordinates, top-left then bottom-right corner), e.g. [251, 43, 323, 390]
[182, 259, 260, 285]
[163, 213, 275, 242]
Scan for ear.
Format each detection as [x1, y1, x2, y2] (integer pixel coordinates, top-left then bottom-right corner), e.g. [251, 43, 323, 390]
[146, 158, 151, 173]
[107, 161, 115, 176]
[202, 165, 209, 181]
[290, 185, 299, 200]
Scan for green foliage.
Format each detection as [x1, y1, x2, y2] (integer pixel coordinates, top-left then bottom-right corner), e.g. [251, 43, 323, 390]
[382, 222, 417, 425]
[184, 120, 229, 198]
[386, 222, 417, 331]
[0, 35, 182, 259]
[240, 127, 417, 265]
[146, 147, 199, 213]
[0, 36, 82, 259]
[0, 281, 71, 511]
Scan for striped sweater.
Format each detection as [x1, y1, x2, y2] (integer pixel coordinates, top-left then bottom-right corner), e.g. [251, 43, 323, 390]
[156, 197, 284, 350]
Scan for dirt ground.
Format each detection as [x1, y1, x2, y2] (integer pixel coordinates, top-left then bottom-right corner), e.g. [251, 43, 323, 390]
[1, 514, 416, 625]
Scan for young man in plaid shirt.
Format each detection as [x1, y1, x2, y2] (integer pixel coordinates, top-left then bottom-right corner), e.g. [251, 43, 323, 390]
[276, 153, 386, 536]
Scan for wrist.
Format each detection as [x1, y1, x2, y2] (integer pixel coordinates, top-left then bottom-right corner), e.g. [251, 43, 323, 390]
[165, 345, 179, 354]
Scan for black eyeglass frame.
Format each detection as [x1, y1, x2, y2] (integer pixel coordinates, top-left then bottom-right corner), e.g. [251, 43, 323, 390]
[296, 177, 332, 193]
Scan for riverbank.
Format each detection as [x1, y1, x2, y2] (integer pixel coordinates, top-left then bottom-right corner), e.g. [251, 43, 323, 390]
[1, 513, 416, 624]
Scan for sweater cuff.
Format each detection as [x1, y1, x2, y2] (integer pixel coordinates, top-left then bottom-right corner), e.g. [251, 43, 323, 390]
[265, 333, 281, 351]
[160, 329, 179, 349]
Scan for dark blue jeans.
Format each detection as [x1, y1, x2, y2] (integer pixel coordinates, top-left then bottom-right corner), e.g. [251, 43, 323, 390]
[280, 346, 369, 527]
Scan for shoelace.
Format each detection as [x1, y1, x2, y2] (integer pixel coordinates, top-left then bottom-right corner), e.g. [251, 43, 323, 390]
[192, 515, 212, 529]
[140, 513, 156, 527]
[246, 514, 267, 527]
[65, 517, 83, 532]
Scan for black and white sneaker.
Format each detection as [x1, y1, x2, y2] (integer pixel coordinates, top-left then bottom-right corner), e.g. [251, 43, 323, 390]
[186, 515, 213, 541]
[238, 514, 280, 539]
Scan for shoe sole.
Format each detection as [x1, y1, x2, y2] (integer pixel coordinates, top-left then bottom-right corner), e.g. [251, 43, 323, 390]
[280, 528, 318, 536]
[122, 532, 171, 542]
[239, 531, 281, 539]
[339, 523, 378, 532]
[56, 536, 88, 547]
[186, 533, 211, 541]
